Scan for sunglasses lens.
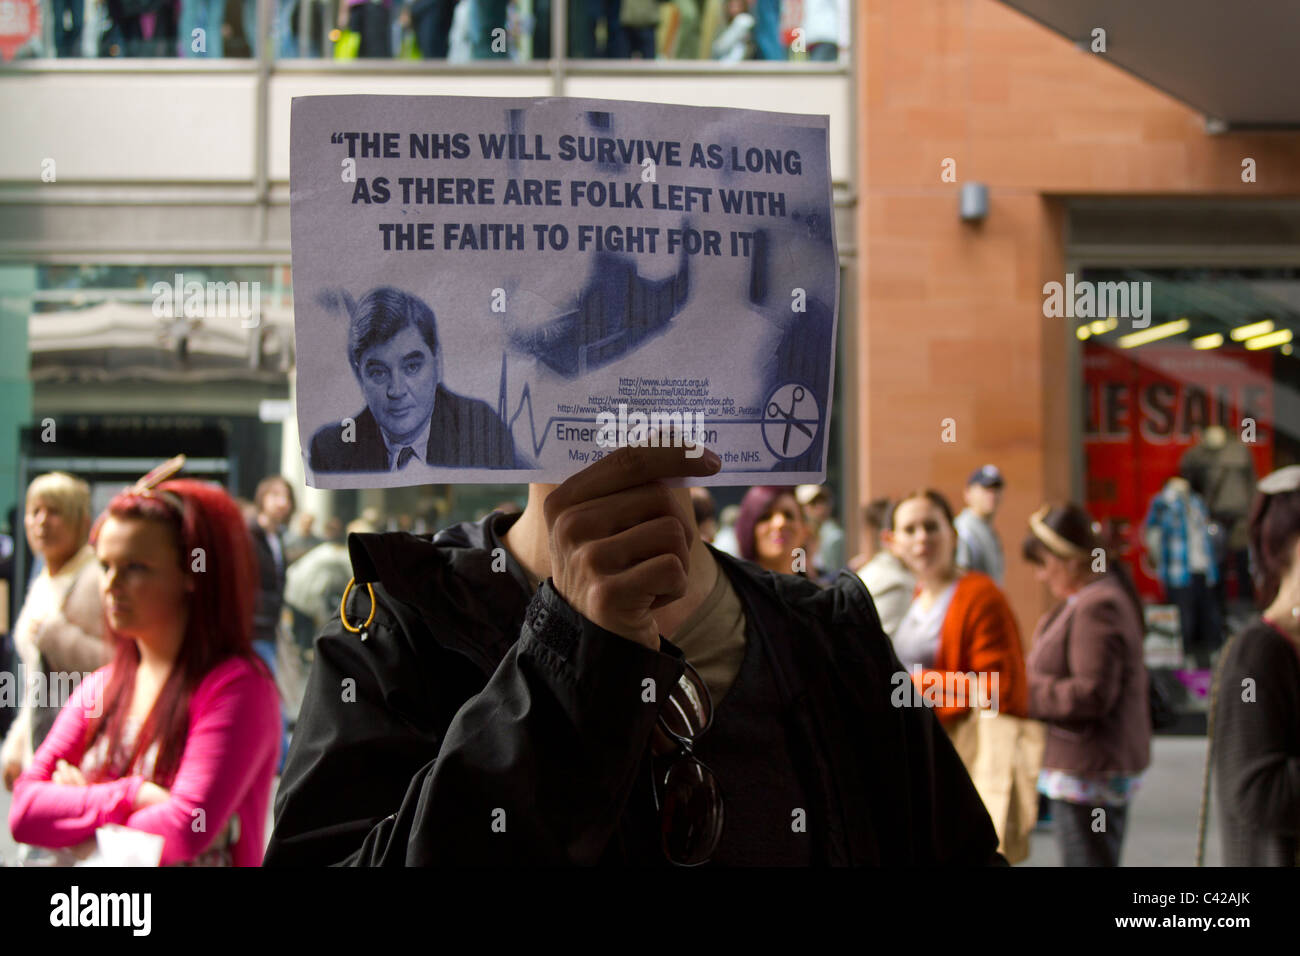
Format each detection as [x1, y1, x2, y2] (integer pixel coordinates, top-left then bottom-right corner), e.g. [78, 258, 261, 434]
[658, 666, 712, 741]
[660, 757, 723, 866]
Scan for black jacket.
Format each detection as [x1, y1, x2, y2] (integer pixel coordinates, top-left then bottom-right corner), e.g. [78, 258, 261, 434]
[264, 511, 1002, 866]
[308, 385, 517, 473]
[1213, 619, 1300, 866]
[248, 520, 286, 645]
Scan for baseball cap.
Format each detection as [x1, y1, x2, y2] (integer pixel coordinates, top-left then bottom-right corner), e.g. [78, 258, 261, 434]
[966, 465, 1004, 489]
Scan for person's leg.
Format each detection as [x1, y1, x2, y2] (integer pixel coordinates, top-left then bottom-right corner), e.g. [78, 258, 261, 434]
[275, 0, 297, 56]
[1198, 572, 1225, 664]
[252, 638, 289, 773]
[156, 2, 180, 55]
[1054, 800, 1117, 866]
[1168, 583, 1196, 668]
[470, 0, 507, 57]
[69, 0, 84, 54]
[178, 0, 195, 54]
[432, 0, 455, 54]
[623, 23, 647, 57]
[413, 2, 436, 57]
[751, 0, 784, 60]
[1053, 800, 1088, 866]
[82, 0, 103, 56]
[1184, 572, 1208, 667]
[121, 16, 144, 55]
[671, 0, 698, 58]
[594, 0, 619, 56]
[1235, 547, 1254, 604]
[208, 0, 225, 55]
[606, 0, 627, 57]
[242, 0, 258, 55]
[179, 0, 207, 54]
[569, 0, 593, 57]
[531, 0, 550, 58]
[360, 0, 391, 57]
[1101, 802, 1128, 866]
[56, 0, 86, 55]
[52, 0, 70, 56]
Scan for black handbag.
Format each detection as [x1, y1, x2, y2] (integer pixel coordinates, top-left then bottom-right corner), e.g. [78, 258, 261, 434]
[1147, 667, 1185, 731]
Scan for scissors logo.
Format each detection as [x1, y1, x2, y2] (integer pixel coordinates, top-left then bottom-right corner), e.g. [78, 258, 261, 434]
[762, 383, 819, 460]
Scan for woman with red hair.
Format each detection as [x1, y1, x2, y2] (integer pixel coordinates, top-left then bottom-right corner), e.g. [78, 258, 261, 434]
[8, 458, 281, 866]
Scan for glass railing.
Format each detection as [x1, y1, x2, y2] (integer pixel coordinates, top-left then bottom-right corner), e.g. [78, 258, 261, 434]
[0, 0, 850, 63]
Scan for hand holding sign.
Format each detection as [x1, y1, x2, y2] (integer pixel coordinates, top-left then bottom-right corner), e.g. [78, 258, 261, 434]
[544, 444, 721, 650]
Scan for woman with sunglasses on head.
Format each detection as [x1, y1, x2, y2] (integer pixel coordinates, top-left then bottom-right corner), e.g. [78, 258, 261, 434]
[8, 459, 281, 866]
[1021, 504, 1150, 867]
[267, 446, 1003, 866]
[1210, 465, 1300, 866]
[733, 485, 816, 579]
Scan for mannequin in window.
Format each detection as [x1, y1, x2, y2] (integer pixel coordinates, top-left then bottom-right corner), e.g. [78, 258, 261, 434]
[1143, 475, 1223, 669]
[1179, 425, 1257, 605]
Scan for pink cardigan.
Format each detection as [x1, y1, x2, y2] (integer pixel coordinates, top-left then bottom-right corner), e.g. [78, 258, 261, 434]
[9, 656, 280, 867]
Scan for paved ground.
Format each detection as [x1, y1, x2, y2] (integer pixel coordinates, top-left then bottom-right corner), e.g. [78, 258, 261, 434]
[1025, 735, 1221, 866]
[1, 734, 1221, 867]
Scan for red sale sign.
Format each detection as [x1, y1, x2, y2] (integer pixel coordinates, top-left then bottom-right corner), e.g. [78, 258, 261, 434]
[1083, 344, 1274, 599]
[0, 0, 39, 60]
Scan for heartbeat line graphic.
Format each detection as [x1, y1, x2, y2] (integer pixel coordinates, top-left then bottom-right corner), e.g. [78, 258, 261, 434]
[500, 352, 595, 459]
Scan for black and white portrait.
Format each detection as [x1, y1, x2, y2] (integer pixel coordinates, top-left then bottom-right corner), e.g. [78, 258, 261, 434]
[308, 287, 517, 473]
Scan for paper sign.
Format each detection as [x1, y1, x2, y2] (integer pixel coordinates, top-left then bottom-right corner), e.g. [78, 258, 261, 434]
[85, 824, 165, 867]
[290, 95, 838, 487]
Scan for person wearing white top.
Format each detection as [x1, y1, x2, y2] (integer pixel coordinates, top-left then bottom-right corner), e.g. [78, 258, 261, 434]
[1, 473, 107, 791]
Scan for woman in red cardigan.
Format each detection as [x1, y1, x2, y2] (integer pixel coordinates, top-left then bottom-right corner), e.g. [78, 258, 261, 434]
[887, 489, 1027, 722]
[886, 488, 1031, 858]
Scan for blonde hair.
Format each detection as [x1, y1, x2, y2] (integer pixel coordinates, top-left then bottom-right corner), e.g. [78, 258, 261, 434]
[26, 471, 92, 534]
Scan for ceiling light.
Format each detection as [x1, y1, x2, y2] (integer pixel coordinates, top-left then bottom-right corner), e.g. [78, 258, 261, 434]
[1230, 320, 1274, 341]
[1191, 333, 1223, 350]
[1117, 319, 1190, 349]
[1244, 329, 1293, 351]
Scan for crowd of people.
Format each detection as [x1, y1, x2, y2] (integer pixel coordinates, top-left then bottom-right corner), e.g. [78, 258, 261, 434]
[688, 460, 1299, 867]
[1, 447, 1297, 867]
[20, 0, 846, 62]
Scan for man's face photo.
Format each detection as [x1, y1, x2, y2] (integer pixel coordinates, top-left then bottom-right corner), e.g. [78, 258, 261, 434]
[358, 323, 440, 446]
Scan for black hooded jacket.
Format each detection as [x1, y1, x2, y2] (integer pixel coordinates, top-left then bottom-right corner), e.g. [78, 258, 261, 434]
[264, 511, 1002, 866]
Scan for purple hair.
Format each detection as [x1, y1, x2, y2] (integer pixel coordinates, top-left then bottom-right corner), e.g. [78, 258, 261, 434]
[734, 485, 795, 562]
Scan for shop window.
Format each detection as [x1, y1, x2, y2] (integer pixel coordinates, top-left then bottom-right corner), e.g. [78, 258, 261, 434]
[1079, 267, 1299, 612]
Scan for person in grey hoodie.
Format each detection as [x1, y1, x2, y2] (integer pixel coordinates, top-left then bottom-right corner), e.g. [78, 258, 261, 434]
[955, 464, 1006, 585]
